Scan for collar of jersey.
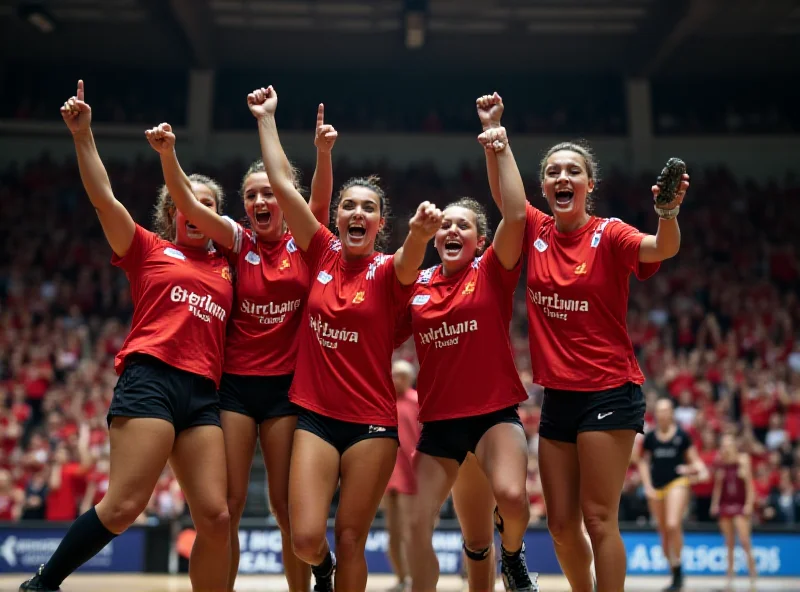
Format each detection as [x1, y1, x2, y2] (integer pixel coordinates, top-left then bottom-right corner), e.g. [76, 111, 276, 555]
[550, 215, 598, 240]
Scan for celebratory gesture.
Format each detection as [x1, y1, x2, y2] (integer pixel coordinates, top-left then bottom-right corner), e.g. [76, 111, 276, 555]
[60, 79, 91, 135]
[314, 104, 338, 152]
[144, 123, 176, 154]
[408, 201, 444, 241]
[476, 92, 504, 131]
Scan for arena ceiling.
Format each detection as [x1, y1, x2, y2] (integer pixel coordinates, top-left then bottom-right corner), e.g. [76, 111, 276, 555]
[1, 0, 799, 75]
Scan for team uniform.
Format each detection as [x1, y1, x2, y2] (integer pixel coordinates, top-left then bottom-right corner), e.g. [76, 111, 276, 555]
[291, 225, 413, 453]
[217, 219, 308, 422]
[407, 245, 527, 464]
[109, 225, 234, 432]
[523, 205, 654, 441]
[642, 427, 692, 498]
[717, 461, 747, 518]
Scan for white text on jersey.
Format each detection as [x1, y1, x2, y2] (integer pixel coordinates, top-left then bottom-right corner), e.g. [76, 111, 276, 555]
[170, 286, 227, 323]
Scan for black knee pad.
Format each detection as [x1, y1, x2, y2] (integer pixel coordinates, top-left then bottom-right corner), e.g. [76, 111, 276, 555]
[463, 543, 491, 562]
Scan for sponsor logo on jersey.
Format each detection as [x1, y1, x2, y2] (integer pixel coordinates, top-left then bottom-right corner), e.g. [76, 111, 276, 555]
[412, 294, 431, 306]
[533, 238, 548, 252]
[462, 280, 476, 295]
[164, 247, 186, 261]
[352, 291, 365, 304]
[217, 265, 232, 282]
[309, 314, 359, 349]
[171, 285, 227, 323]
[528, 289, 589, 321]
[317, 271, 333, 285]
[241, 298, 301, 325]
[286, 238, 297, 253]
[416, 267, 436, 285]
[245, 252, 261, 265]
[574, 262, 588, 275]
[418, 319, 479, 349]
[279, 258, 290, 270]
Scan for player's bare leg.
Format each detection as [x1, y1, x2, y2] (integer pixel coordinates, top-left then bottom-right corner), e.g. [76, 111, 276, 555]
[577, 430, 637, 592]
[539, 438, 593, 592]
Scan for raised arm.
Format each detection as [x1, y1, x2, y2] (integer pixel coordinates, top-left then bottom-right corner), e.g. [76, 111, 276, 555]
[638, 173, 690, 263]
[145, 123, 235, 250]
[249, 86, 320, 251]
[61, 80, 135, 257]
[478, 124, 526, 270]
[309, 103, 338, 224]
[476, 92, 504, 212]
[394, 201, 443, 286]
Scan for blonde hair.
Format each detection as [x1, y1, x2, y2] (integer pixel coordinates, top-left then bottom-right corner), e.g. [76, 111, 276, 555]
[153, 174, 225, 242]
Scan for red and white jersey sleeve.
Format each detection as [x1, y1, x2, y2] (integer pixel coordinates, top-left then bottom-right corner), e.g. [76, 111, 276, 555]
[523, 204, 658, 391]
[289, 225, 414, 425]
[112, 224, 234, 385]
[409, 244, 528, 422]
[221, 218, 309, 376]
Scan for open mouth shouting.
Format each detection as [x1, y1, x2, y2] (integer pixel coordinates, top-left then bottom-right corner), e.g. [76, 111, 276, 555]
[443, 235, 463, 257]
[554, 187, 574, 210]
[253, 209, 272, 228]
[347, 220, 367, 244]
[186, 222, 204, 240]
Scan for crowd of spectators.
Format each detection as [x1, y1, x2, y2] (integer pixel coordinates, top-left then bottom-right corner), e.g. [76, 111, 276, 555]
[0, 152, 798, 528]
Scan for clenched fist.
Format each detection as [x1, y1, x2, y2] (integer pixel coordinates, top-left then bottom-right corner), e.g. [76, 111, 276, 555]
[144, 123, 176, 154]
[247, 86, 278, 119]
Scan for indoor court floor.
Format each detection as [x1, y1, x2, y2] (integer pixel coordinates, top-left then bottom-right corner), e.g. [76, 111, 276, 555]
[0, 574, 798, 591]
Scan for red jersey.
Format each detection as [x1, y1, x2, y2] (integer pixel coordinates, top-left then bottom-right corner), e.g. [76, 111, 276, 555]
[407, 245, 528, 422]
[290, 225, 413, 425]
[523, 205, 659, 390]
[222, 219, 309, 376]
[112, 225, 234, 385]
[46, 462, 87, 521]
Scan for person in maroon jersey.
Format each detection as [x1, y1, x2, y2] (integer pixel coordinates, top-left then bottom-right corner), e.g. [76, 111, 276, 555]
[249, 85, 441, 592]
[479, 92, 690, 592]
[20, 80, 234, 592]
[145, 105, 337, 592]
[404, 99, 535, 592]
[711, 433, 757, 590]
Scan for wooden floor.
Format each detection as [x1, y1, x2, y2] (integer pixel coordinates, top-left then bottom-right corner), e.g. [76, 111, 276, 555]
[0, 574, 797, 591]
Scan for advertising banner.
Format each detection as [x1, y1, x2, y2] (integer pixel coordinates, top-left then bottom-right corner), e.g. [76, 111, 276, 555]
[0, 527, 146, 573]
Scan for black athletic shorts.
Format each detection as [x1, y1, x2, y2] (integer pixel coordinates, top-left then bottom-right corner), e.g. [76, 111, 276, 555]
[539, 382, 645, 443]
[108, 354, 221, 433]
[218, 373, 298, 424]
[296, 408, 398, 455]
[416, 405, 523, 464]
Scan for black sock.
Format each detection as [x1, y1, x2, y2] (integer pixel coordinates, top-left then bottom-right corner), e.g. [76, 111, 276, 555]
[501, 544, 522, 558]
[39, 507, 117, 588]
[311, 548, 334, 578]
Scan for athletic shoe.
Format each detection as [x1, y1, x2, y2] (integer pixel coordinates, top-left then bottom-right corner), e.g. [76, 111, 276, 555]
[313, 552, 336, 592]
[19, 565, 60, 591]
[500, 543, 538, 592]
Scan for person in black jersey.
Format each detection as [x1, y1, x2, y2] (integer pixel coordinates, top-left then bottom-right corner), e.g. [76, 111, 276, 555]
[634, 397, 708, 591]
